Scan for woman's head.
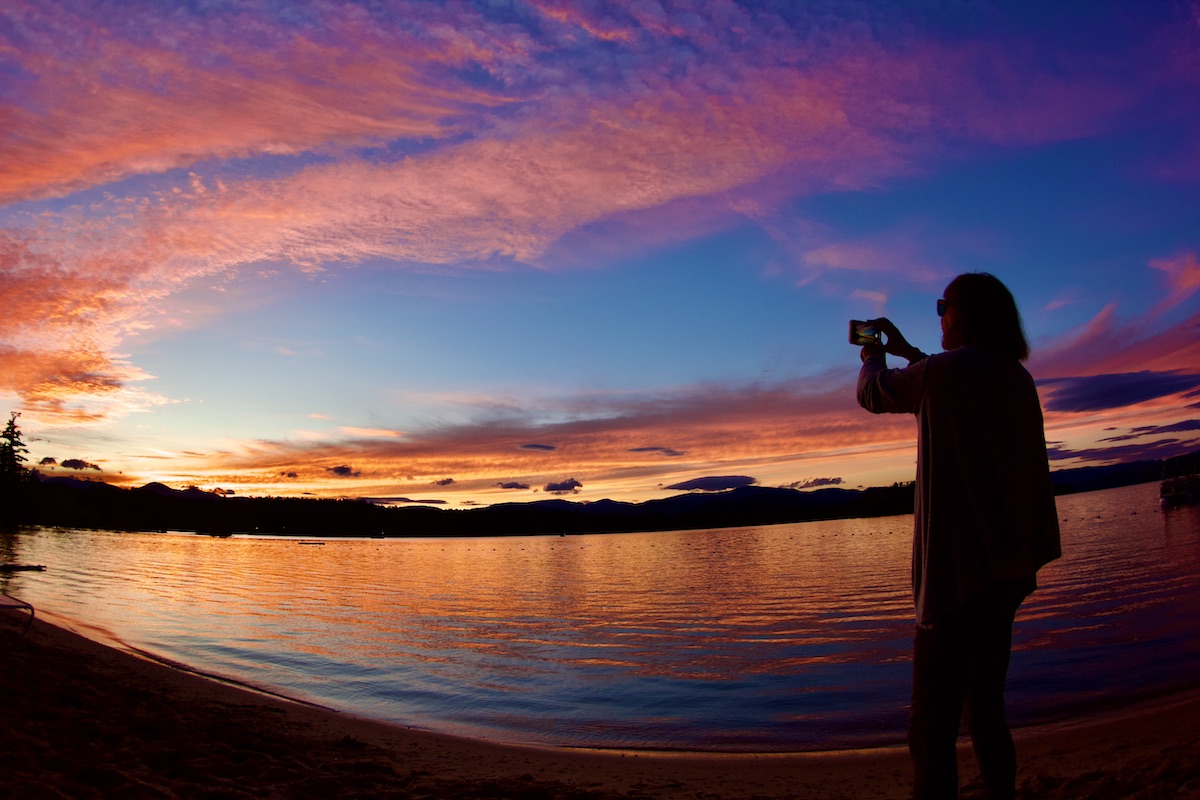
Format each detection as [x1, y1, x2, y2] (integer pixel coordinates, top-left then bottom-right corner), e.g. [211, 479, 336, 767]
[940, 273, 1030, 360]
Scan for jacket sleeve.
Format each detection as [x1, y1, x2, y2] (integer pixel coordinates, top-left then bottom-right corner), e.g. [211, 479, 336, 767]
[857, 355, 927, 415]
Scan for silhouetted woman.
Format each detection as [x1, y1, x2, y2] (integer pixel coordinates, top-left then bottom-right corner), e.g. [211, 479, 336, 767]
[856, 272, 1061, 800]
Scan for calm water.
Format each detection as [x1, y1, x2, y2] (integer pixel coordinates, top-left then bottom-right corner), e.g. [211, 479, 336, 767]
[2, 482, 1197, 752]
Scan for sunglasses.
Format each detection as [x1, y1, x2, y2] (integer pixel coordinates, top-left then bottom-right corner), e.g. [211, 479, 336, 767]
[936, 298, 950, 317]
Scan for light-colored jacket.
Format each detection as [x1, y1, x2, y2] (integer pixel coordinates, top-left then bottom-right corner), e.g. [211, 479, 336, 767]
[858, 346, 1061, 624]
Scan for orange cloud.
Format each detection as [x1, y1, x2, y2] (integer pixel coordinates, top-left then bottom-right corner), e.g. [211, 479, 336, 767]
[338, 427, 405, 439]
[136, 375, 917, 502]
[0, 344, 161, 424]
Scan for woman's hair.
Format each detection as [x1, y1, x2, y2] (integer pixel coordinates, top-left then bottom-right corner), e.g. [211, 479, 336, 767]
[944, 272, 1030, 361]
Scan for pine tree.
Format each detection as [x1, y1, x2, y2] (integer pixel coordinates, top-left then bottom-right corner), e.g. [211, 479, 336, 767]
[0, 412, 29, 480]
[0, 412, 32, 524]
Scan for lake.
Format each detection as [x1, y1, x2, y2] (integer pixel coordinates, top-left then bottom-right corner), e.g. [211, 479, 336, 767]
[2, 482, 1197, 752]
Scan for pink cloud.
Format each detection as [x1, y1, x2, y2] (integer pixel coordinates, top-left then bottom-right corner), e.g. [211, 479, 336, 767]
[1031, 257, 1200, 382]
[797, 232, 946, 287]
[525, 0, 638, 43]
[1039, 307, 1198, 378]
[0, 1, 508, 204]
[1149, 252, 1200, 313]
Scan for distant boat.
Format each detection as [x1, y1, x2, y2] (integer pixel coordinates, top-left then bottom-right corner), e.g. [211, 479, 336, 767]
[1160, 472, 1199, 508]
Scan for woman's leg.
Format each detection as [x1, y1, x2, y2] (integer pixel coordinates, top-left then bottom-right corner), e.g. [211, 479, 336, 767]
[910, 621, 966, 800]
[963, 584, 1026, 800]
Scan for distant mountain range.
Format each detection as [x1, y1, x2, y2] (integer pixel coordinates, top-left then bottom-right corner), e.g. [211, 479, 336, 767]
[7, 451, 1193, 537]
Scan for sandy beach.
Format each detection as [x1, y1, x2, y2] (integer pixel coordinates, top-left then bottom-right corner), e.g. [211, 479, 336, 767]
[2, 612, 1198, 800]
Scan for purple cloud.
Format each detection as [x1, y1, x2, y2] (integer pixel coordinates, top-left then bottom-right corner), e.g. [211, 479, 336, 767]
[365, 496, 448, 505]
[61, 458, 101, 471]
[544, 477, 582, 494]
[1040, 371, 1200, 413]
[665, 476, 757, 492]
[629, 446, 685, 457]
[1048, 438, 1200, 466]
[1100, 419, 1200, 443]
[326, 465, 360, 477]
[784, 477, 844, 490]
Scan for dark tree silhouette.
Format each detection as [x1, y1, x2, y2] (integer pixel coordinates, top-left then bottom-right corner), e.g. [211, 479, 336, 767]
[1, 412, 32, 523]
[1, 413, 29, 477]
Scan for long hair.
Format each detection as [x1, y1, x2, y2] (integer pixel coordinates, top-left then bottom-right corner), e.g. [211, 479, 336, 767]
[944, 273, 1030, 361]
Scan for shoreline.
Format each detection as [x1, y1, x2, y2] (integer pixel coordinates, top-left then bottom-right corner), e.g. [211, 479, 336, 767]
[4, 615, 1200, 798]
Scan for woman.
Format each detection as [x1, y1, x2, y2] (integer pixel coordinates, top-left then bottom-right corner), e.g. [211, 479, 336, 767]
[857, 273, 1061, 799]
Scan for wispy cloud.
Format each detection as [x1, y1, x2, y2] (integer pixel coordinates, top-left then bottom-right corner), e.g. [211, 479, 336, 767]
[1148, 252, 1200, 314]
[339, 427, 403, 439]
[1031, 274, 1200, 381]
[0, 0, 505, 204]
[2, 0, 1157, 427]
[1100, 420, 1200, 443]
[0, 343, 165, 423]
[1048, 437, 1200, 467]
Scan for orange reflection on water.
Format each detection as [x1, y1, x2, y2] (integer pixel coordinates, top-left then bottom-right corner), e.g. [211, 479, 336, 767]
[9, 514, 917, 748]
[10, 482, 1195, 751]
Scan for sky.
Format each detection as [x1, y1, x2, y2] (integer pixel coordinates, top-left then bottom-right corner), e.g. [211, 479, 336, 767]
[2, 0, 1199, 509]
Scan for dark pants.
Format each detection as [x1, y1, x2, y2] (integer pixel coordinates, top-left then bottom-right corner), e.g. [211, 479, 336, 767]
[909, 579, 1032, 800]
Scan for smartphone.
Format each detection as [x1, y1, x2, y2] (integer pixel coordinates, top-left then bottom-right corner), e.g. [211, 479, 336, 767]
[848, 320, 882, 346]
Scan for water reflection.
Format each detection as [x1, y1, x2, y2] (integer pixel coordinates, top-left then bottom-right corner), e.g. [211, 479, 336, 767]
[3, 482, 1197, 751]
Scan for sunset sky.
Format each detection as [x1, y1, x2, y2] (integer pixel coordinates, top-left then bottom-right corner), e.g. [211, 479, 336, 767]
[3, 0, 1199, 508]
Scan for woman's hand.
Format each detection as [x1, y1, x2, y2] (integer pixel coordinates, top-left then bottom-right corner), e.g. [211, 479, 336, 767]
[866, 318, 925, 363]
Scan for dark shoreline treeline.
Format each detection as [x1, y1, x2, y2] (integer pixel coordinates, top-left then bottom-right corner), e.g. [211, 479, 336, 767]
[3, 452, 1193, 537]
[11, 479, 919, 537]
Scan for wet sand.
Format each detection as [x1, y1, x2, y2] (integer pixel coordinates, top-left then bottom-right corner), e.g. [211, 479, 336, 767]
[2, 613, 1198, 799]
